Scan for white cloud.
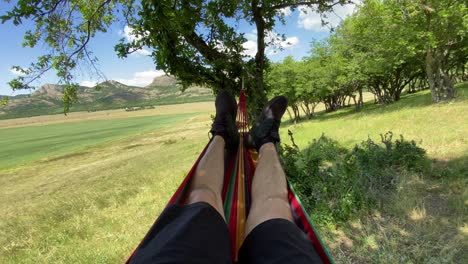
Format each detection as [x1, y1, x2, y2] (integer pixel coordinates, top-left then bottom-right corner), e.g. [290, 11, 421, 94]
[119, 25, 151, 56]
[281, 36, 300, 49]
[120, 25, 141, 42]
[278, 7, 292, 16]
[242, 30, 299, 57]
[242, 40, 258, 58]
[80, 80, 97, 87]
[133, 49, 151, 56]
[9, 68, 26, 76]
[298, 2, 359, 31]
[115, 70, 165, 87]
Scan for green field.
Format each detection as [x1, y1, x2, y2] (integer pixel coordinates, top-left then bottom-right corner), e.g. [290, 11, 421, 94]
[0, 84, 467, 263]
[0, 113, 198, 170]
[281, 85, 468, 161]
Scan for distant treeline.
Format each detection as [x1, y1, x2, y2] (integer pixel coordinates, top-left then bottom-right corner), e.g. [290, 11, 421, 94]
[266, 0, 467, 122]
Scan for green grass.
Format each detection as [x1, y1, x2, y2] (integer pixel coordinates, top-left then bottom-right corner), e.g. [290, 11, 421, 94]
[281, 85, 468, 160]
[0, 112, 211, 263]
[0, 113, 198, 170]
[0, 83, 466, 263]
[280, 83, 468, 263]
[0, 94, 214, 120]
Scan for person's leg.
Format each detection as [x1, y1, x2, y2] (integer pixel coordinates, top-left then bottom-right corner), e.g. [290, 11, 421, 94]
[245, 142, 292, 235]
[128, 91, 239, 264]
[186, 135, 226, 220]
[186, 89, 239, 220]
[240, 96, 322, 264]
[244, 96, 292, 234]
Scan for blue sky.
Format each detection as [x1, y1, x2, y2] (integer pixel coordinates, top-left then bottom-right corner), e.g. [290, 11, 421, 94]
[0, 2, 358, 95]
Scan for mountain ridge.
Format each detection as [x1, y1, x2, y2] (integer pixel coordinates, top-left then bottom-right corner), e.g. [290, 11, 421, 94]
[0, 75, 213, 120]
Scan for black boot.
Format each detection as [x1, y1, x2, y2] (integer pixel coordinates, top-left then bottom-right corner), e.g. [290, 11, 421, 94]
[210, 90, 240, 151]
[247, 96, 288, 150]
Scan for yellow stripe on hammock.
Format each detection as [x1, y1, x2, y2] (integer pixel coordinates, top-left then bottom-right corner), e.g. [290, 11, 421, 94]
[235, 137, 246, 261]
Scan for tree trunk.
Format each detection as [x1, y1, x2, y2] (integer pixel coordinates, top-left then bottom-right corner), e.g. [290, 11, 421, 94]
[357, 86, 363, 109]
[250, 0, 268, 116]
[423, 7, 455, 102]
[426, 48, 438, 101]
[426, 48, 455, 102]
[300, 103, 311, 119]
[304, 102, 316, 119]
[286, 108, 293, 121]
[291, 104, 300, 123]
[310, 103, 317, 116]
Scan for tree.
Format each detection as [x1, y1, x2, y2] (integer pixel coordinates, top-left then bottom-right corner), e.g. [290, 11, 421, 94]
[2, 0, 352, 114]
[336, 0, 425, 104]
[267, 56, 302, 122]
[304, 39, 357, 111]
[295, 60, 321, 118]
[415, 0, 467, 101]
[268, 0, 466, 114]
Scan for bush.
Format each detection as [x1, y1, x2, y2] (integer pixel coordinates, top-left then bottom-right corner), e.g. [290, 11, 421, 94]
[280, 132, 428, 225]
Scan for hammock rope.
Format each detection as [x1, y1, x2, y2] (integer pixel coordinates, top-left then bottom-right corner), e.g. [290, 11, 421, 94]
[126, 90, 334, 264]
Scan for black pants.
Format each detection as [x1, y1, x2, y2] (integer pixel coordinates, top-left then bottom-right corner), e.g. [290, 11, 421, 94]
[129, 202, 322, 264]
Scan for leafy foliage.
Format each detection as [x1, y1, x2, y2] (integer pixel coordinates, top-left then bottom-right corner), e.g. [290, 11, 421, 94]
[0, 97, 8, 106]
[280, 132, 429, 224]
[266, 0, 467, 115]
[2, 0, 350, 114]
[1, 0, 138, 108]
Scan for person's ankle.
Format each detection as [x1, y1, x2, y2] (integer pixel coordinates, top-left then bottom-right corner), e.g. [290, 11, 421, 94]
[247, 96, 287, 151]
[213, 134, 226, 145]
[259, 142, 275, 153]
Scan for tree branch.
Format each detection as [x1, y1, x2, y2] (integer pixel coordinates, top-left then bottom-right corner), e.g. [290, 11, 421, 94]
[271, 1, 320, 10]
[69, 0, 111, 58]
[38, 0, 66, 17]
[271, 1, 345, 11]
[21, 64, 54, 88]
[182, 31, 231, 62]
[69, 21, 91, 59]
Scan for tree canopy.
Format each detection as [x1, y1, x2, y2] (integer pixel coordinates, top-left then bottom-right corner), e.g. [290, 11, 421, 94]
[2, 0, 352, 114]
[266, 0, 467, 121]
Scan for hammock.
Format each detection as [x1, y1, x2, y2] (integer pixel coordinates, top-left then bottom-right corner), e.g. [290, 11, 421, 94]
[126, 91, 334, 264]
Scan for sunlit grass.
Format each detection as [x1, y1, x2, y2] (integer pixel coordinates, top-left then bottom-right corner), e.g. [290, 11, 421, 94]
[280, 83, 468, 263]
[0, 111, 213, 263]
[0, 84, 466, 263]
[281, 85, 468, 160]
[0, 113, 198, 170]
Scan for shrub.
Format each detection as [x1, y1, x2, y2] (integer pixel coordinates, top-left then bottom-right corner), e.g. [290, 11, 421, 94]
[280, 132, 428, 225]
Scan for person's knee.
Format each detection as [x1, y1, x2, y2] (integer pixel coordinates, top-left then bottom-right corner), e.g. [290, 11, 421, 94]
[253, 196, 291, 217]
[245, 196, 293, 236]
[187, 185, 219, 204]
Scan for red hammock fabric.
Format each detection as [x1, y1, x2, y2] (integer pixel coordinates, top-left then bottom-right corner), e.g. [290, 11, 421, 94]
[126, 90, 334, 263]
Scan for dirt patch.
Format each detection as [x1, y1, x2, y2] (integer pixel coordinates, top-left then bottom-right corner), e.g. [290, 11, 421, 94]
[44, 152, 90, 162]
[424, 193, 450, 217]
[122, 144, 144, 150]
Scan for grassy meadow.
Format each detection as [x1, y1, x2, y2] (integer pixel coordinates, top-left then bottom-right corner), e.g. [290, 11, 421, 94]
[0, 85, 467, 263]
[280, 84, 468, 263]
[0, 113, 197, 170]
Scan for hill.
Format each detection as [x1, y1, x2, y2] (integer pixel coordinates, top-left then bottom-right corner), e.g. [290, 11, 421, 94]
[146, 75, 177, 87]
[0, 76, 213, 119]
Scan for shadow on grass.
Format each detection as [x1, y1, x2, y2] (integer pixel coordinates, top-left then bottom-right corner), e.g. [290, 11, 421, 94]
[430, 155, 468, 180]
[319, 153, 466, 262]
[282, 133, 467, 262]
